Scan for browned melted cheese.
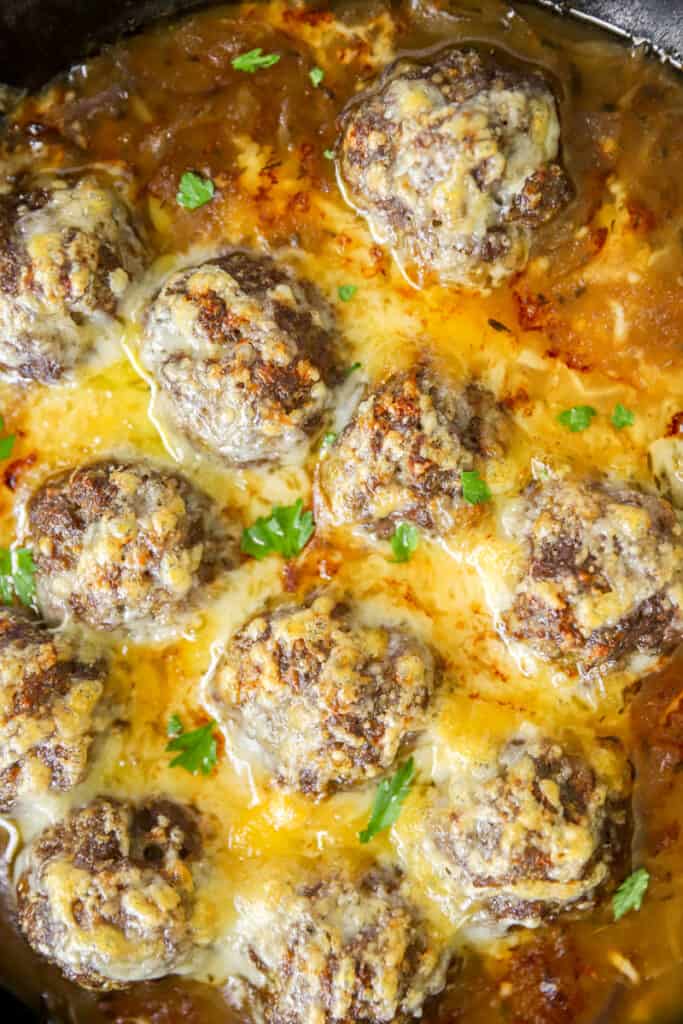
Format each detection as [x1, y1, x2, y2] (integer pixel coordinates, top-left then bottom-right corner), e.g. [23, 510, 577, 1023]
[1, 2, 683, 1022]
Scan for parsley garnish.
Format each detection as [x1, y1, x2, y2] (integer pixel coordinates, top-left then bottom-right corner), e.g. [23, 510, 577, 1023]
[613, 867, 650, 921]
[359, 758, 415, 844]
[0, 416, 15, 461]
[176, 171, 215, 210]
[166, 717, 218, 775]
[241, 498, 314, 560]
[345, 361, 362, 377]
[612, 403, 635, 430]
[391, 523, 419, 563]
[323, 149, 335, 161]
[0, 547, 35, 607]
[321, 431, 337, 448]
[557, 405, 597, 432]
[167, 713, 183, 738]
[461, 470, 491, 505]
[232, 48, 281, 73]
[338, 284, 358, 302]
[310, 67, 324, 87]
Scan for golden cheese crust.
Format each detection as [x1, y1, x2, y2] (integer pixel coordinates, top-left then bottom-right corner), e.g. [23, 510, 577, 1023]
[0, 173, 146, 381]
[316, 367, 505, 537]
[500, 477, 683, 674]
[234, 867, 452, 1024]
[337, 46, 571, 288]
[17, 797, 206, 990]
[427, 729, 632, 927]
[27, 459, 231, 632]
[208, 590, 437, 795]
[142, 251, 343, 465]
[0, 607, 107, 810]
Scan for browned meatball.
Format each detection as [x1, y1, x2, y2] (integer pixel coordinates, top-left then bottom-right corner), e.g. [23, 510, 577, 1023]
[27, 459, 230, 631]
[17, 797, 205, 989]
[207, 590, 437, 795]
[0, 607, 107, 810]
[500, 477, 683, 675]
[315, 367, 505, 537]
[337, 47, 570, 289]
[141, 252, 343, 465]
[0, 172, 146, 382]
[233, 867, 451, 1024]
[427, 730, 631, 928]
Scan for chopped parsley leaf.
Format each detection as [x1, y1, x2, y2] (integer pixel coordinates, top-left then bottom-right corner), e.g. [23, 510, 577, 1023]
[241, 498, 314, 561]
[359, 758, 415, 844]
[338, 284, 358, 302]
[557, 405, 597, 432]
[310, 67, 324, 87]
[391, 522, 419, 563]
[612, 403, 635, 430]
[166, 719, 218, 776]
[321, 431, 337, 448]
[0, 416, 15, 461]
[345, 361, 362, 377]
[167, 713, 183, 738]
[232, 48, 281, 73]
[613, 867, 650, 921]
[461, 470, 491, 505]
[176, 171, 215, 210]
[0, 547, 36, 608]
[323, 148, 335, 161]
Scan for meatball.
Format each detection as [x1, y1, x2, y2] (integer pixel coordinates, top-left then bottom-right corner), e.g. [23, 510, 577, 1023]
[207, 590, 437, 795]
[141, 252, 342, 465]
[234, 867, 450, 1024]
[27, 459, 229, 631]
[0, 172, 146, 382]
[500, 477, 683, 675]
[17, 797, 204, 989]
[427, 730, 631, 928]
[315, 367, 504, 537]
[337, 47, 571, 289]
[0, 607, 107, 810]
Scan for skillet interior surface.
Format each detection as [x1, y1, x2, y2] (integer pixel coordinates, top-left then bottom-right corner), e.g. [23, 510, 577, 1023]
[0, 1, 682, 1023]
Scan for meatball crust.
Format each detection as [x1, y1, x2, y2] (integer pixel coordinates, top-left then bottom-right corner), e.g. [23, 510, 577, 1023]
[17, 797, 204, 989]
[0, 607, 107, 810]
[500, 477, 683, 674]
[337, 46, 571, 289]
[316, 367, 505, 537]
[27, 459, 229, 631]
[428, 730, 631, 927]
[141, 251, 342, 465]
[236, 867, 451, 1024]
[208, 590, 437, 795]
[0, 172, 146, 382]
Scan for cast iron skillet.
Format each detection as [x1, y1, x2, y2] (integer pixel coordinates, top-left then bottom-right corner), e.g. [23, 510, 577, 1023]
[0, 0, 681, 1021]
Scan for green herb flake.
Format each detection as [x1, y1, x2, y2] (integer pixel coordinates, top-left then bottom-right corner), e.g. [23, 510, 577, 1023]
[612, 403, 635, 430]
[557, 405, 597, 433]
[345, 361, 362, 377]
[0, 547, 36, 607]
[0, 550, 13, 605]
[176, 171, 215, 210]
[613, 867, 650, 921]
[391, 523, 419, 563]
[321, 431, 337, 449]
[166, 719, 218, 776]
[338, 284, 358, 302]
[232, 48, 281, 73]
[359, 757, 415, 844]
[0, 415, 15, 461]
[241, 498, 314, 561]
[167, 713, 183, 738]
[461, 470, 491, 505]
[323, 149, 335, 161]
[310, 67, 324, 87]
